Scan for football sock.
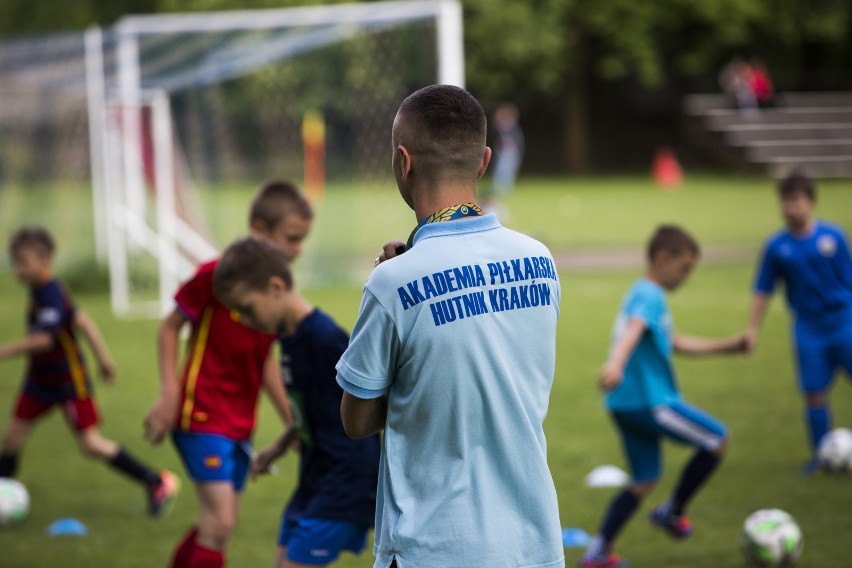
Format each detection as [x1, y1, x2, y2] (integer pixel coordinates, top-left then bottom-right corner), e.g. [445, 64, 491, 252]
[171, 527, 198, 568]
[584, 535, 607, 559]
[671, 449, 721, 515]
[188, 542, 225, 568]
[599, 488, 640, 543]
[0, 452, 19, 477]
[107, 447, 162, 486]
[806, 405, 830, 454]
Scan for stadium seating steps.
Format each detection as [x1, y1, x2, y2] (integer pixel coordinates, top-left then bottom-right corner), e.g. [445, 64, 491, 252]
[682, 92, 852, 178]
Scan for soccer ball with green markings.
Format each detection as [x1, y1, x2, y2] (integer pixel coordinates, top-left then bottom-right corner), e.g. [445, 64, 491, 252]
[0, 478, 29, 526]
[741, 509, 802, 567]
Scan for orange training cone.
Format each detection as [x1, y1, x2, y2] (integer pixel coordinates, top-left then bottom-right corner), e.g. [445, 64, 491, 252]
[652, 147, 683, 190]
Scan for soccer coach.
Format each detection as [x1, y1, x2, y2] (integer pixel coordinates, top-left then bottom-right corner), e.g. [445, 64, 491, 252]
[335, 84, 564, 568]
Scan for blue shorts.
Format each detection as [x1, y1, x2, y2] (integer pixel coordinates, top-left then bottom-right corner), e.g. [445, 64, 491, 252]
[612, 401, 727, 483]
[171, 431, 251, 491]
[278, 517, 368, 565]
[793, 321, 852, 394]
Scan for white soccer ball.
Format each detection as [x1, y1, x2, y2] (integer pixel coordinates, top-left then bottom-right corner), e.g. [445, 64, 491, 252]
[817, 428, 852, 473]
[741, 509, 803, 567]
[0, 478, 29, 526]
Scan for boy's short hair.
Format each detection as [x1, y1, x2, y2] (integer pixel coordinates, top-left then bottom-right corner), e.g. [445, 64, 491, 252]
[9, 225, 55, 257]
[647, 225, 700, 261]
[778, 170, 816, 201]
[249, 179, 313, 230]
[213, 237, 293, 300]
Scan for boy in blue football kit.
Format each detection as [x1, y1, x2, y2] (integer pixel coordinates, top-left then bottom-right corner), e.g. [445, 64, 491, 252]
[336, 85, 564, 568]
[212, 237, 380, 568]
[746, 172, 852, 474]
[581, 226, 747, 568]
[0, 226, 178, 516]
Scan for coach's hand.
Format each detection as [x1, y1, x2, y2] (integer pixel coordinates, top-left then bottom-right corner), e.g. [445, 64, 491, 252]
[374, 240, 406, 267]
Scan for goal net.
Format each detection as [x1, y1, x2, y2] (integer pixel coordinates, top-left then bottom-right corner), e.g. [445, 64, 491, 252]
[0, 0, 463, 317]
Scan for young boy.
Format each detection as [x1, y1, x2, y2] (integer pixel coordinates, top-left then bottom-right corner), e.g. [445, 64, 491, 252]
[143, 180, 312, 568]
[746, 171, 852, 474]
[212, 236, 380, 568]
[580, 225, 746, 568]
[0, 226, 179, 516]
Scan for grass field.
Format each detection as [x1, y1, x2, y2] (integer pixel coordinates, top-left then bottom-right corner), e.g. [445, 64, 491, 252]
[0, 174, 851, 567]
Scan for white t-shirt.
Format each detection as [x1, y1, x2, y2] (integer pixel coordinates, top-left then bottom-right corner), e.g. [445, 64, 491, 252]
[337, 214, 564, 568]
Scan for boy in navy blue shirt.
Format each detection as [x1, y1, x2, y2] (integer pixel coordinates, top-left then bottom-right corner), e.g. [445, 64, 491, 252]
[212, 237, 379, 568]
[746, 171, 852, 474]
[0, 226, 178, 516]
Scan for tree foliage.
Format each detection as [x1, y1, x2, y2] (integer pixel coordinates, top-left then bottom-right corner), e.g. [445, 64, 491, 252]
[463, 0, 851, 100]
[2, 0, 849, 172]
[2, 0, 848, 94]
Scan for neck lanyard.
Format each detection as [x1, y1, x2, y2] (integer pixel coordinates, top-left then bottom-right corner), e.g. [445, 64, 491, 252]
[406, 203, 483, 249]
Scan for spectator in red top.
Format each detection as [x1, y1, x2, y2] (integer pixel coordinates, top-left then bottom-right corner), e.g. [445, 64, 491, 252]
[749, 58, 775, 108]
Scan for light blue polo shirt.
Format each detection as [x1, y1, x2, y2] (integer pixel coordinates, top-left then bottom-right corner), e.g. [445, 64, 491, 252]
[605, 278, 680, 412]
[337, 214, 564, 568]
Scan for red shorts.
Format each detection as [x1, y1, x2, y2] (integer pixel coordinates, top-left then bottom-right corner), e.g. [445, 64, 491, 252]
[13, 391, 99, 432]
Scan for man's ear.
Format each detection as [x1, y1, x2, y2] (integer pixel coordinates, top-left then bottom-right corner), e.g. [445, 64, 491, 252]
[477, 147, 492, 180]
[398, 144, 413, 181]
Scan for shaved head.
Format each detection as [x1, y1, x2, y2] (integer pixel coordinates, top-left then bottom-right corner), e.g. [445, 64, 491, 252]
[393, 85, 487, 186]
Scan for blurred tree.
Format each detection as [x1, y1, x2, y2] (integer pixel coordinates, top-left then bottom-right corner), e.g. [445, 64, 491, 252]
[0, 0, 157, 35]
[463, 0, 851, 171]
[1, 0, 849, 172]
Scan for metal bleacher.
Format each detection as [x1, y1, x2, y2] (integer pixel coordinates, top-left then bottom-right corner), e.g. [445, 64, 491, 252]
[683, 92, 852, 178]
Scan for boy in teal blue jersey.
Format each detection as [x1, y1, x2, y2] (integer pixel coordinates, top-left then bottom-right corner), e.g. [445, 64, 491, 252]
[581, 225, 747, 568]
[746, 171, 852, 474]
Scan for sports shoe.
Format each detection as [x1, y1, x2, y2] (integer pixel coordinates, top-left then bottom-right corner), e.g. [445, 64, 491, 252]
[649, 505, 692, 539]
[578, 552, 628, 568]
[148, 470, 180, 517]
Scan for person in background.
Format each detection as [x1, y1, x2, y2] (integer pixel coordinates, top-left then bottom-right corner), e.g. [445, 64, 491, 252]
[144, 180, 311, 568]
[746, 171, 852, 475]
[581, 225, 747, 568]
[0, 226, 179, 517]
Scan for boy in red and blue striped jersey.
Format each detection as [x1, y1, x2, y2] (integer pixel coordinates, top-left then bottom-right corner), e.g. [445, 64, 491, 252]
[144, 180, 312, 568]
[0, 226, 178, 516]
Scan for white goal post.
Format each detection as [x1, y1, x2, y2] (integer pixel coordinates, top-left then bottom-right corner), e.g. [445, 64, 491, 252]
[84, 0, 465, 317]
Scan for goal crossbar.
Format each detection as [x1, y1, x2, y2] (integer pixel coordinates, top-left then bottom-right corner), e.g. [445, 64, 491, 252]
[85, 0, 464, 317]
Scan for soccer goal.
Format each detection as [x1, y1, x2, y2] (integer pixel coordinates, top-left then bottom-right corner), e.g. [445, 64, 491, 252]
[82, 0, 464, 316]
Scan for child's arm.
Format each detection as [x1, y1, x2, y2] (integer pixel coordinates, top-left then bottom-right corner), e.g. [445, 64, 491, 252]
[251, 426, 297, 477]
[262, 350, 293, 428]
[673, 332, 748, 356]
[744, 293, 771, 353]
[144, 309, 187, 445]
[74, 310, 117, 384]
[0, 332, 52, 360]
[598, 317, 646, 391]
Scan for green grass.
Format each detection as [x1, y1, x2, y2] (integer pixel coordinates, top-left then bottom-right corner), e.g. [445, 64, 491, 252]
[0, 175, 851, 567]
